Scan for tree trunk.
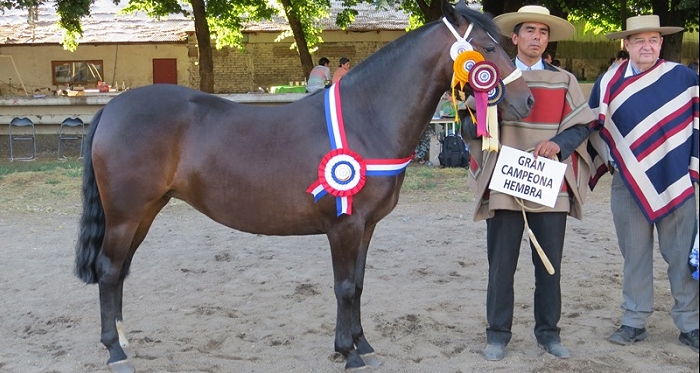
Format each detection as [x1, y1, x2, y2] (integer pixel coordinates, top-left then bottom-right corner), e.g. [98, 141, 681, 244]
[191, 0, 214, 92]
[652, 0, 685, 62]
[481, 0, 505, 16]
[280, 0, 313, 79]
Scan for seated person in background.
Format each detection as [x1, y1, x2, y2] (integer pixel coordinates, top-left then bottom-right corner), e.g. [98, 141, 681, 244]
[688, 60, 699, 78]
[543, 50, 554, 65]
[332, 57, 351, 83]
[307, 57, 331, 93]
[608, 50, 629, 70]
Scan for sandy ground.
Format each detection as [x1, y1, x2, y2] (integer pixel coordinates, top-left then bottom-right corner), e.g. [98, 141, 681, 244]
[0, 164, 698, 373]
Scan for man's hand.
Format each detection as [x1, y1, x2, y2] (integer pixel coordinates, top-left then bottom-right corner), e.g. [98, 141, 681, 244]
[533, 140, 560, 159]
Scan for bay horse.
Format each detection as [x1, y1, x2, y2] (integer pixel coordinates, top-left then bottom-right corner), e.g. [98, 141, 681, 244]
[74, 1, 533, 372]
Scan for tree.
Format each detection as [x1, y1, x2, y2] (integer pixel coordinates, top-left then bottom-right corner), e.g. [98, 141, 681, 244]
[342, 0, 445, 29]
[277, 0, 330, 80]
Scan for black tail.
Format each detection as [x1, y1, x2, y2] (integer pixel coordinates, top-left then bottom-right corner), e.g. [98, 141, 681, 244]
[74, 108, 105, 284]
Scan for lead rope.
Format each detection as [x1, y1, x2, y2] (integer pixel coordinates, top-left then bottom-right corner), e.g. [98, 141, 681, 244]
[516, 198, 554, 274]
[514, 149, 556, 275]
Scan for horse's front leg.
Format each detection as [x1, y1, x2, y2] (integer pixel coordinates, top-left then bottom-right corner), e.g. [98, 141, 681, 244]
[351, 224, 381, 367]
[328, 224, 367, 371]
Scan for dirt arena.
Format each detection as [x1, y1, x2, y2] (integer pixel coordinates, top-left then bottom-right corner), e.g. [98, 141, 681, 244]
[0, 162, 697, 373]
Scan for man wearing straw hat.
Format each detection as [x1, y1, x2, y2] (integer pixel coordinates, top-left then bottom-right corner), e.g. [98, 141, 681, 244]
[461, 5, 594, 361]
[588, 15, 699, 352]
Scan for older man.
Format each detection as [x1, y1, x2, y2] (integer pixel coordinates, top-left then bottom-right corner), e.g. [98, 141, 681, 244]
[588, 15, 699, 352]
[463, 5, 594, 361]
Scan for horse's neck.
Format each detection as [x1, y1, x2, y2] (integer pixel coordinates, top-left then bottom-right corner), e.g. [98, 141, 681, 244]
[340, 25, 454, 156]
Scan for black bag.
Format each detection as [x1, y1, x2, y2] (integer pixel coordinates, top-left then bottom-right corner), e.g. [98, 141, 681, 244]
[438, 133, 470, 168]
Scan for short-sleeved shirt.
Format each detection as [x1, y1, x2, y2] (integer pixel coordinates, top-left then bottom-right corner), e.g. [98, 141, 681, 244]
[307, 65, 330, 92]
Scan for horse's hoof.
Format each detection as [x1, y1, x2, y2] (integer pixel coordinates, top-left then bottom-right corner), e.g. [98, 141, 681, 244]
[360, 352, 382, 367]
[345, 366, 371, 373]
[108, 360, 136, 373]
[122, 345, 136, 359]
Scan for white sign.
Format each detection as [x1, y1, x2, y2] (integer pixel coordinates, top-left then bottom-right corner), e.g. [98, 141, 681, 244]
[488, 145, 567, 208]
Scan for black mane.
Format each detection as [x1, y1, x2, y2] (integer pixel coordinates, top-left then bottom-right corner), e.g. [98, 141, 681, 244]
[349, 5, 501, 76]
[455, 6, 500, 41]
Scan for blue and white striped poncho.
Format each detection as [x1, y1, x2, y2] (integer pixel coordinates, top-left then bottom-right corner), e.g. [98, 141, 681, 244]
[588, 59, 699, 223]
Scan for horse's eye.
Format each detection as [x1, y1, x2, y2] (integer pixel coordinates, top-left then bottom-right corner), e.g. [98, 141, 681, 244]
[485, 44, 496, 53]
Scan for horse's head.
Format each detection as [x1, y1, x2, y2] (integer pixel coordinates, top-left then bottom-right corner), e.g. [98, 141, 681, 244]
[442, 0, 533, 121]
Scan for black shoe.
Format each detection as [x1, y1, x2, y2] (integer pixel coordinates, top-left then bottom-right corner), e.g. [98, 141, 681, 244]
[679, 329, 699, 352]
[538, 341, 570, 359]
[483, 343, 506, 361]
[608, 325, 649, 346]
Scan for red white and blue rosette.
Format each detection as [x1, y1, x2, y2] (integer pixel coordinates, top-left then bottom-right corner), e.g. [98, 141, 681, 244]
[318, 148, 367, 197]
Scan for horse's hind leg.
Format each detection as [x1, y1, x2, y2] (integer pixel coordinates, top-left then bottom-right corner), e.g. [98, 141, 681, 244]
[98, 200, 168, 373]
[96, 222, 138, 373]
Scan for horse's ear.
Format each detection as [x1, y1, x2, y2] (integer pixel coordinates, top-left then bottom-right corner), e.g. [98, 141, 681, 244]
[442, 0, 464, 26]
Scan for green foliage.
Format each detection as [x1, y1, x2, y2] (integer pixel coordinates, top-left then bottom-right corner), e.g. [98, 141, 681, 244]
[277, 0, 329, 52]
[205, 0, 277, 50]
[54, 0, 94, 51]
[120, 0, 188, 18]
[0, 0, 41, 9]
[677, 0, 699, 31]
[567, 0, 650, 34]
[565, 0, 698, 34]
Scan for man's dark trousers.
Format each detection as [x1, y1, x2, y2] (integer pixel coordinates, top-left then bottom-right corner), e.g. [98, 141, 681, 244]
[485, 209, 567, 346]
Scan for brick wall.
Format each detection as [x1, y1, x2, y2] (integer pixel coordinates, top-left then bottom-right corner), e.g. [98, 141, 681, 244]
[207, 40, 393, 93]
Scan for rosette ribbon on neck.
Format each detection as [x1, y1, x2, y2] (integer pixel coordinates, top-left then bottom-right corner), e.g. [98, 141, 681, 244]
[307, 83, 413, 216]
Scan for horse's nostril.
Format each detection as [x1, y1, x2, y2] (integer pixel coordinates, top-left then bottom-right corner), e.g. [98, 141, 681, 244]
[527, 95, 535, 109]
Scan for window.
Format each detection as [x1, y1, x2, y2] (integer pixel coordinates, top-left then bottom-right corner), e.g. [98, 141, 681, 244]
[52, 60, 104, 88]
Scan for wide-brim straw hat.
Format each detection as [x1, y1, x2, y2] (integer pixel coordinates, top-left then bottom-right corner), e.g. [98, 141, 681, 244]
[493, 5, 575, 42]
[606, 15, 684, 39]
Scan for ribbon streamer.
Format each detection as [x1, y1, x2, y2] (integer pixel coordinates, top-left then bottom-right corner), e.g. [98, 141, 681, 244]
[474, 90, 488, 138]
[483, 105, 499, 152]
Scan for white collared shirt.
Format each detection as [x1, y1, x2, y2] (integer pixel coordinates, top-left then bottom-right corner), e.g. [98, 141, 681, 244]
[515, 57, 545, 71]
[624, 60, 647, 77]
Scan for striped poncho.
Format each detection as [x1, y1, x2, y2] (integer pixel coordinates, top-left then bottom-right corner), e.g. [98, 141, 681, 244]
[465, 69, 595, 221]
[588, 59, 699, 223]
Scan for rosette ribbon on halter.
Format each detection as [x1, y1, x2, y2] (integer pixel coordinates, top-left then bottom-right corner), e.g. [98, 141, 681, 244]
[441, 16, 523, 153]
[469, 61, 501, 152]
[307, 83, 413, 216]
